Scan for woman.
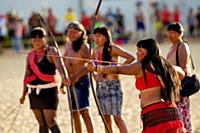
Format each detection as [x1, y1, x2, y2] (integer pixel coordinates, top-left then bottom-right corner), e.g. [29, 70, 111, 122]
[91, 26, 135, 133]
[88, 38, 184, 133]
[63, 21, 94, 133]
[19, 27, 69, 133]
[166, 22, 192, 133]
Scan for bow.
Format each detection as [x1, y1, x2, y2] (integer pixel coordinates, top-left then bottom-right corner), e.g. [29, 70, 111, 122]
[37, 13, 75, 133]
[89, 0, 111, 132]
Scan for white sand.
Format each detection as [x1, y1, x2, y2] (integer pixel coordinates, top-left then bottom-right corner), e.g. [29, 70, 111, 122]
[0, 39, 200, 133]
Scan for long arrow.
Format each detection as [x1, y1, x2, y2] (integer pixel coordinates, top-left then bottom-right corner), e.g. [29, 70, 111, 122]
[18, 50, 123, 65]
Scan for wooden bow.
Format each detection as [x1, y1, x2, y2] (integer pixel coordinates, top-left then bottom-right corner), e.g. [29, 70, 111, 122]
[89, 0, 111, 132]
[37, 13, 75, 133]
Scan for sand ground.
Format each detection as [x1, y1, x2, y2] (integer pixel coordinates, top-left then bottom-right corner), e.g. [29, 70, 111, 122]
[0, 39, 200, 133]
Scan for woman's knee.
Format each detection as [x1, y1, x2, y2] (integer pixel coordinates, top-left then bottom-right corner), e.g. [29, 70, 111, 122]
[32, 109, 46, 126]
[73, 111, 81, 119]
[113, 115, 123, 126]
[43, 110, 57, 127]
[104, 115, 112, 124]
[46, 118, 56, 127]
[104, 115, 111, 119]
[80, 109, 90, 119]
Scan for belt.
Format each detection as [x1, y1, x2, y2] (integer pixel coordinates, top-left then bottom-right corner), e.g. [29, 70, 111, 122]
[27, 82, 57, 95]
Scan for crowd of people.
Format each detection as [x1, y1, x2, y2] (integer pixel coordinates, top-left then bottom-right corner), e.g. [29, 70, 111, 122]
[17, 19, 195, 133]
[1, 3, 200, 52]
[0, 2, 196, 133]
[135, 2, 200, 41]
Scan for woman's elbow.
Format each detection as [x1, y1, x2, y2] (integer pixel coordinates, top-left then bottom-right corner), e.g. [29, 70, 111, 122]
[126, 56, 135, 64]
[130, 56, 135, 62]
[174, 66, 185, 80]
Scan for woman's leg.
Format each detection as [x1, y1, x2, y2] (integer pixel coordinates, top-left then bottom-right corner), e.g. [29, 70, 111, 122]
[113, 115, 128, 133]
[177, 97, 192, 133]
[43, 109, 61, 133]
[80, 109, 94, 133]
[104, 115, 113, 133]
[73, 111, 82, 133]
[32, 109, 49, 133]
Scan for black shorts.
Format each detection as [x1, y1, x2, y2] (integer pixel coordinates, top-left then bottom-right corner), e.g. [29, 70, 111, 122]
[28, 87, 58, 110]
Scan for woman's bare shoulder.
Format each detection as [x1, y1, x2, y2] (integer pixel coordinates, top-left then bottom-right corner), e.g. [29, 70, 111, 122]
[47, 46, 57, 55]
[118, 61, 142, 76]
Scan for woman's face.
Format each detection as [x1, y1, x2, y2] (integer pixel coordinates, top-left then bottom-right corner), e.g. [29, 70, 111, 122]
[136, 47, 147, 61]
[32, 37, 46, 50]
[167, 30, 180, 42]
[94, 33, 107, 47]
[67, 28, 82, 42]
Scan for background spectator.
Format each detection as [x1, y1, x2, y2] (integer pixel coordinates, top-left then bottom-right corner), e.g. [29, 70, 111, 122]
[0, 14, 7, 54]
[47, 8, 57, 35]
[64, 7, 77, 27]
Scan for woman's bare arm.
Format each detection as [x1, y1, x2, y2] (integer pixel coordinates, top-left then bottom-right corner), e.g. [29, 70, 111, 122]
[19, 57, 32, 104]
[48, 47, 68, 80]
[103, 61, 141, 75]
[178, 43, 190, 73]
[112, 45, 135, 64]
[87, 61, 142, 76]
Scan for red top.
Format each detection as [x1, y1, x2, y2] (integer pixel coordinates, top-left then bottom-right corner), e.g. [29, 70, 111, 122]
[81, 15, 90, 30]
[135, 71, 161, 91]
[161, 8, 170, 23]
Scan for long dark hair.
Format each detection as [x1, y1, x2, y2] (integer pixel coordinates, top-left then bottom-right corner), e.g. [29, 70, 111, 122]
[93, 26, 112, 66]
[66, 21, 87, 52]
[137, 38, 181, 103]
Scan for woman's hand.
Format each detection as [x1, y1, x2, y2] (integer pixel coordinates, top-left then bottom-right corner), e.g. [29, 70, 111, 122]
[19, 95, 26, 104]
[62, 78, 71, 86]
[60, 78, 71, 94]
[87, 62, 96, 72]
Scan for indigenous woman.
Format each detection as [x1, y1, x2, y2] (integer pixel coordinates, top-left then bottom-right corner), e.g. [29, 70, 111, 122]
[88, 38, 184, 133]
[63, 21, 94, 133]
[166, 22, 192, 133]
[91, 26, 135, 133]
[19, 27, 69, 133]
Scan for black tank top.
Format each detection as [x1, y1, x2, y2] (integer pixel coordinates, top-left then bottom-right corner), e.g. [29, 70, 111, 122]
[36, 50, 56, 75]
[30, 48, 56, 85]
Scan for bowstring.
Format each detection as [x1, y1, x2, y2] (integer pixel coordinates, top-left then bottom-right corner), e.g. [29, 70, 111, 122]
[6, 105, 22, 133]
[17, 50, 123, 65]
[0, 104, 19, 121]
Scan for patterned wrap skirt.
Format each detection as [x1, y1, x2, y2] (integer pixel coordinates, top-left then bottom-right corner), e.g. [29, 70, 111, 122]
[96, 80, 123, 115]
[141, 102, 183, 133]
[177, 97, 192, 133]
